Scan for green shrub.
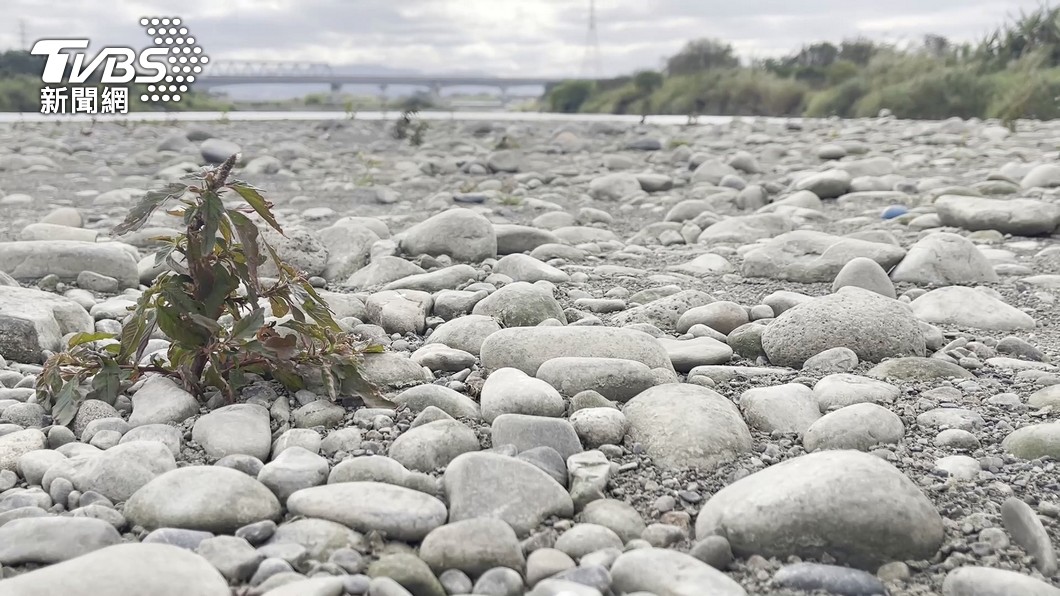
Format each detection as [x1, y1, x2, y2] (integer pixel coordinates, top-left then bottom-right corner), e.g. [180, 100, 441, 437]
[854, 68, 992, 119]
[804, 78, 869, 117]
[547, 80, 596, 113]
[37, 155, 384, 426]
[987, 68, 1060, 123]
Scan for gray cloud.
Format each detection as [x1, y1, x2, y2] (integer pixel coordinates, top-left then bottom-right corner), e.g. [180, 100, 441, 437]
[2, 0, 1047, 77]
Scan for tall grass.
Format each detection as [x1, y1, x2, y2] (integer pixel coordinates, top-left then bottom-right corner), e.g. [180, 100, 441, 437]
[549, 4, 1060, 121]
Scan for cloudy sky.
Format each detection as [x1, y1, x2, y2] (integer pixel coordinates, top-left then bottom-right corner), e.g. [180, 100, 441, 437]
[2, 0, 1049, 77]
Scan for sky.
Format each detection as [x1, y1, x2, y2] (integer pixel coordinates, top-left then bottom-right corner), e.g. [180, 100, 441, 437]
[1, 0, 1051, 78]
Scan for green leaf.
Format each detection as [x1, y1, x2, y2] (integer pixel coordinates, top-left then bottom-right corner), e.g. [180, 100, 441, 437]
[231, 308, 265, 341]
[227, 182, 283, 234]
[228, 210, 263, 293]
[67, 331, 114, 348]
[269, 296, 290, 318]
[160, 282, 202, 317]
[321, 367, 339, 400]
[270, 365, 305, 392]
[157, 306, 209, 348]
[199, 264, 238, 317]
[200, 191, 226, 256]
[53, 380, 82, 427]
[90, 359, 123, 405]
[118, 295, 157, 363]
[187, 313, 223, 335]
[262, 334, 298, 359]
[112, 182, 188, 236]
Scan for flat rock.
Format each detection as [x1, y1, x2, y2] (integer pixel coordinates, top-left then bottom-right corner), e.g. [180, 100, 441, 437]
[773, 562, 888, 596]
[425, 314, 501, 355]
[286, 481, 447, 541]
[418, 518, 525, 577]
[481, 326, 673, 376]
[738, 384, 822, 435]
[472, 281, 566, 327]
[0, 240, 139, 288]
[812, 374, 900, 412]
[401, 209, 497, 262]
[494, 224, 562, 255]
[68, 440, 176, 502]
[124, 466, 282, 533]
[623, 384, 751, 471]
[0, 285, 94, 364]
[742, 231, 906, 283]
[657, 336, 734, 372]
[192, 404, 273, 462]
[0, 516, 121, 564]
[890, 233, 999, 286]
[610, 289, 714, 332]
[832, 257, 896, 299]
[493, 253, 569, 283]
[0, 428, 47, 472]
[695, 450, 944, 569]
[941, 566, 1060, 596]
[535, 357, 656, 402]
[867, 357, 974, 381]
[444, 451, 574, 537]
[128, 376, 200, 427]
[803, 403, 905, 452]
[0, 542, 230, 596]
[1003, 422, 1060, 460]
[610, 548, 747, 596]
[761, 287, 926, 367]
[491, 414, 582, 460]
[910, 286, 1035, 331]
[481, 368, 565, 423]
[935, 194, 1060, 236]
[388, 419, 480, 472]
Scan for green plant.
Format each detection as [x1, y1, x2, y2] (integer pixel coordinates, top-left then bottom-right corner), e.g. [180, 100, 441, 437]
[345, 99, 356, 120]
[546, 80, 596, 113]
[37, 154, 384, 426]
[392, 109, 429, 146]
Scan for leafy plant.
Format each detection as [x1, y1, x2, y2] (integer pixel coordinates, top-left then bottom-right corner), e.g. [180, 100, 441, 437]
[37, 154, 383, 426]
[392, 109, 429, 146]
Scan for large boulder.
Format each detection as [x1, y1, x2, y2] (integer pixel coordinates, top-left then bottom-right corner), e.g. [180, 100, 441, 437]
[623, 384, 752, 471]
[761, 287, 926, 368]
[0, 285, 93, 363]
[741, 231, 906, 283]
[401, 209, 497, 262]
[934, 195, 1060, 236]
[0, 240, 140, 288]
[889, 232, 998, 286]
[909, 286, 1035, 331]
[695, 450, 945, 569]
[480, 326, 674, 376]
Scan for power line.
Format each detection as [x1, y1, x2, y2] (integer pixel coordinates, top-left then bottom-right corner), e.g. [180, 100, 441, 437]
[19, 20, 27, 51]
[580, 0, 602, 78]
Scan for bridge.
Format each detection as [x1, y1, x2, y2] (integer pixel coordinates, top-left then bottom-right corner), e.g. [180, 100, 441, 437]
[196, 60, 570, 96]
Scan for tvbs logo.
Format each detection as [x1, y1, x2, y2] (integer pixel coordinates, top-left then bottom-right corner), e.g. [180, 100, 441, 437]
[32, 17, 208, 113]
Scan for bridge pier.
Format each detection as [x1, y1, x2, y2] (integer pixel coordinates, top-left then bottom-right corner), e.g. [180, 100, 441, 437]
[498, 86, 509, 106]
[330, 82, 342, 93]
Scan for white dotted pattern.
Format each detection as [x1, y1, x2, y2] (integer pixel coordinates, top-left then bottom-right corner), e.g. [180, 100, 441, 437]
[139, 17, 207, 103]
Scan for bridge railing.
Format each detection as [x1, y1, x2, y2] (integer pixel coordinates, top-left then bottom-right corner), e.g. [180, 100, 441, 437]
[201, 60, 334, 78]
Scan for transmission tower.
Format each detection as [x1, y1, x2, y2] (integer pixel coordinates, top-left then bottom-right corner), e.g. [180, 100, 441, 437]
[19, 20, 27, 51]
[580, 0, 602, 78]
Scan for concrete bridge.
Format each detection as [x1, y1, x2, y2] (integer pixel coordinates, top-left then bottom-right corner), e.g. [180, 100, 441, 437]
[196, 60, 570, 97]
